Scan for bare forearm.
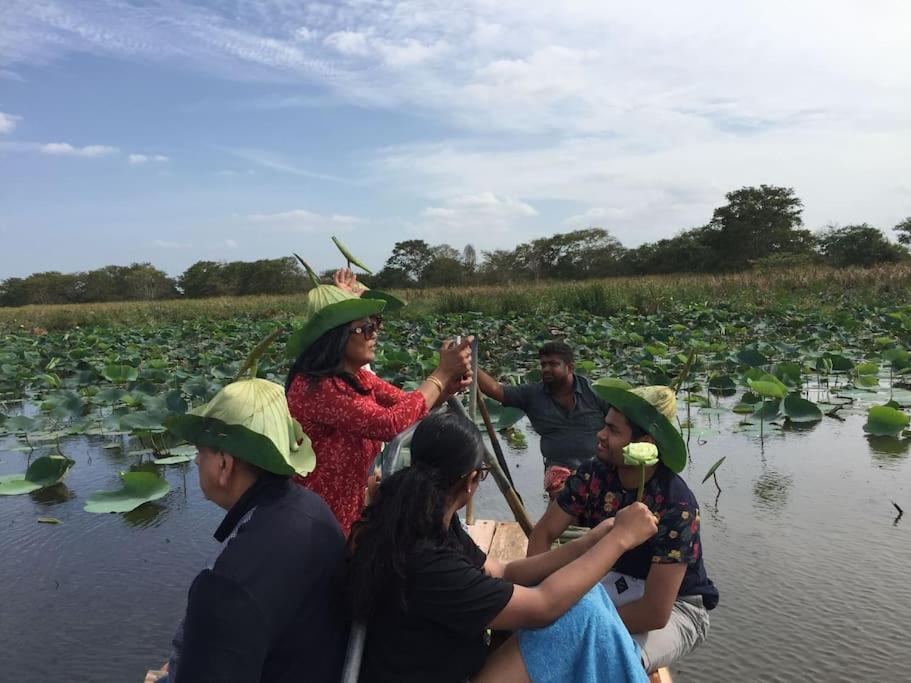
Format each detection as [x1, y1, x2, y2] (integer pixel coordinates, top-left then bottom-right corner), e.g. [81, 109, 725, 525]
[531, 534, 629, 625]
[527, 525, 560, 557]
[503, 533, 594, 586]
[477, 369, 504, 403]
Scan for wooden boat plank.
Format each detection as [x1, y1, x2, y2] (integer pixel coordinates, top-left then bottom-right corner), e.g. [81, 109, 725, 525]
[466, 519, 497, 554]
[487, 521, 528, 563]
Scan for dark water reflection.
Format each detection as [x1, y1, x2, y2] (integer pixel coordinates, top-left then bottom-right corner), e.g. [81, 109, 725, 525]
[2, 406, 910, 681]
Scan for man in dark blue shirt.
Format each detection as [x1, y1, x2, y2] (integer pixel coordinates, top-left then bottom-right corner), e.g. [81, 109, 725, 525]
[162, 376, 348, 683]
[477, 341, 609, 498]
[528, 385, 717, 673]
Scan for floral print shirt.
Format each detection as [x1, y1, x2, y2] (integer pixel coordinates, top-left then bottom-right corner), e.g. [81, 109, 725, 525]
[287, 370, 428, 535]
[557, 459, 718, 607]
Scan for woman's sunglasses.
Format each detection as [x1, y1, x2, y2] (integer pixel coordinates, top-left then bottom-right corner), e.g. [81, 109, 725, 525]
[349, 316, 383, 339]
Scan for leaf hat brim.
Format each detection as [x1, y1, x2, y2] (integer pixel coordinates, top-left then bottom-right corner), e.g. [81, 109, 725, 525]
[285, 298, 386, 359]
[592, 386, 687, 473]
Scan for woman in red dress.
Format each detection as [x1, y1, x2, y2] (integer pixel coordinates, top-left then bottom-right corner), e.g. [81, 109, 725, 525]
[285, 296, 472, 534]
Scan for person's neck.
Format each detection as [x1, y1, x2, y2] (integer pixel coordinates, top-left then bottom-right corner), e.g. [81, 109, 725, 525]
[442, 499, 461, 530]
[341, 360, 362, 375]
[550, 373, 575, 396]
[617, 462, 659, 491]
[218, 473, 259, 511]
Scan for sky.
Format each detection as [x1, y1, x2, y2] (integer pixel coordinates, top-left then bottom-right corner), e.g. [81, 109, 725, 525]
[1, 0, 910, 278]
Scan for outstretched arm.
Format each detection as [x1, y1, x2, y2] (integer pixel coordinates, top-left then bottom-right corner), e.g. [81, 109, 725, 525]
[526, 501, 575, 557]
[486, 518, 613, 587]
[487, 503, 657, 631]
[477, 368, 505, 403]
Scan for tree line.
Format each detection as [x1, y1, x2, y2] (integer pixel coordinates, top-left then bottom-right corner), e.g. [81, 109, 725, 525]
[2, 185, 910, 307]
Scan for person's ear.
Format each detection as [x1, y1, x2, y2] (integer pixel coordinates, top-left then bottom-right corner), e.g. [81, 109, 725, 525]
[218, 452, 236, 486]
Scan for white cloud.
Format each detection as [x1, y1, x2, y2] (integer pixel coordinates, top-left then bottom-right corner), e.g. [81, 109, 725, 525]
[129, 153, 169, 164]
[0, 112, 20, 134]
[415, 193, 538, 244]
[2, 1, 911, 245]
[247, 209, 361, 232]
[39, 142, 118, 157]
[324, 30, 370, 57]
[152, 239, 191, 249]
[225, 239, 239, 248]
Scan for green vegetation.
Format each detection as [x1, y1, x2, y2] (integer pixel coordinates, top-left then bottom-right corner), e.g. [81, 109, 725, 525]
[2, 185, 910, 308]
[1, 263, 910, 330]
[2, 258, 911, 517]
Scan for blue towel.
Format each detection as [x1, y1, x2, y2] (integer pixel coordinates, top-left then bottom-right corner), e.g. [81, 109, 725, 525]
[519, 584, 649, 683]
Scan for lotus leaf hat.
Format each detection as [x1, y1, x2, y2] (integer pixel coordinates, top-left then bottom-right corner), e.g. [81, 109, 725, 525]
[285, 297, 386, 359]
[165, 377, 315, 477]
[591, 384, 686, 473]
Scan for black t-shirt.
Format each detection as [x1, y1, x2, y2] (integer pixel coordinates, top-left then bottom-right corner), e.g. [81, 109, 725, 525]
[361, 517, 515, 683]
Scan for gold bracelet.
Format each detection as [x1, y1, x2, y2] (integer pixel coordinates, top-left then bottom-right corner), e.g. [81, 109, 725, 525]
[427, 375, 445, 393]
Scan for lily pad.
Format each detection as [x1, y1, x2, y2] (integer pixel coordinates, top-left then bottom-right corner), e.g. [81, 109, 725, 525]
[864, 405, 910, 436]
[102, 364, 139, 384]
[476, 398, 525, 432]
[748, 378, 787, 400]
[701, 456, 726, 483]
[783, 394, 823, 423]
[0, 455, 75, 496]
[84, 472, 170, 513]
[593, 377, 633, 391]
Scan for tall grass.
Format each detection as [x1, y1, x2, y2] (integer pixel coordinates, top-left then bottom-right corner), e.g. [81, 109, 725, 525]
[2, 264, 909, 330]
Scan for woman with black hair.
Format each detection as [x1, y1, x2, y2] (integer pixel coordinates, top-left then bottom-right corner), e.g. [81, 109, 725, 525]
[285, 297, 472, 534]
[348, 411, 659, 683]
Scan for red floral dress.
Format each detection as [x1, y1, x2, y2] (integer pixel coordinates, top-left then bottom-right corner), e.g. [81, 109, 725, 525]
[287, 370, 428, 534]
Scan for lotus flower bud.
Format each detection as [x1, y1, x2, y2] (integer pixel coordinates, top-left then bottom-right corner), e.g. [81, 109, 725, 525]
[623, 442, 659, 467]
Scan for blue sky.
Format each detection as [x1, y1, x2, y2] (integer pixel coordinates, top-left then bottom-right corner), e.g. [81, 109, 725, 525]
[1, 1, 910, 278]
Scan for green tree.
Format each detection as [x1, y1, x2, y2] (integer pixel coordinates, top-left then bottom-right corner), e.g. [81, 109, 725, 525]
[178, 261, 228, 298]
[419, 257, 466, 287]
[894, 217, 911, 247]
[383, 240, 434, 285]
[703, 185, 811, 271]
[121, 263, 179, 300]
[817, 224, 906, 267]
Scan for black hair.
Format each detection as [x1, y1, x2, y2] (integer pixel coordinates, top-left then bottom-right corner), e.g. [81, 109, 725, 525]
[608, 406, 648, 440]
[346, 411, 486, 619]
[538, 341, 574, 365]
[284, 322, 368, 395]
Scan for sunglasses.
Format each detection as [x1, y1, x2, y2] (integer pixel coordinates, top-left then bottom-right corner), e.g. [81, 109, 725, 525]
[349, 317, 383, 339]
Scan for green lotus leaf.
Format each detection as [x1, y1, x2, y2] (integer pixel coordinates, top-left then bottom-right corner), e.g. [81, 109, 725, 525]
[701, 456, 726, 484]
[751, 399, 782, 421]
[783, 393, 823, 423]
[864, 405, 910, 436]
[593, 377, 633, 390]
[747, 378, 787, 400]
[0, 455, 75, 496]
[855, 362, 879, 376]
[475, 398, 525, 432]
[93, 387, 127, 405]
[84, 471, 170, 513]
[707, 375, 736, 391]
[152, 454, 194, 465]
[103, 364, 139, 384]
[332, 236, 373, 274]
[738, 348, 769, 367]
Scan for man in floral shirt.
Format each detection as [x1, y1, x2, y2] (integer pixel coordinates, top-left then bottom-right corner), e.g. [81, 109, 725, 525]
[527, 385, 718, 673]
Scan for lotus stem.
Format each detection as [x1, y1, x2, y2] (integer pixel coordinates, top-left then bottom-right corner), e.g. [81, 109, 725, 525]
[637, 465, 646, 502]
[713, 472, 721, 493]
